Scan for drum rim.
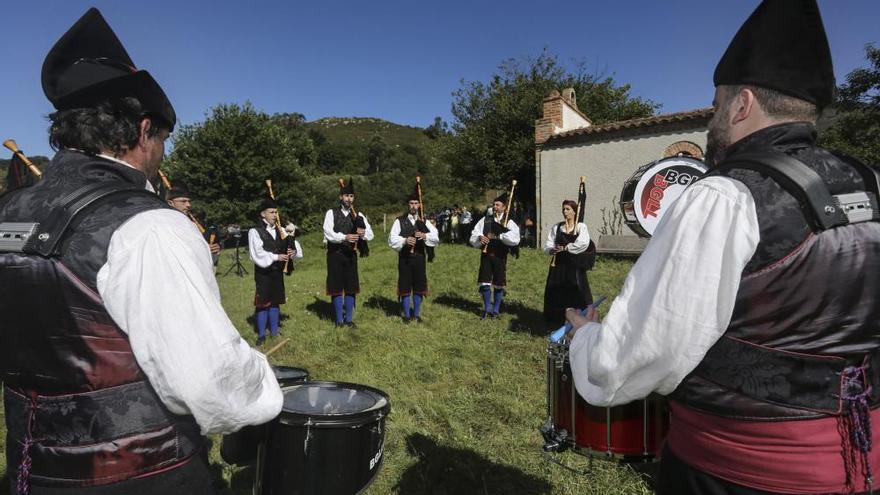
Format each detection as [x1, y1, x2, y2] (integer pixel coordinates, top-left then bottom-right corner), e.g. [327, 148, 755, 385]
[620, 155, 707, 238]
[278, 380, 391, 426]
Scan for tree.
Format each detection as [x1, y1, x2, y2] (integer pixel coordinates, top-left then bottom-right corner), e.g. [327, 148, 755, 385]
[448, 50, 659, 203]
[367, 134, 387, 174]
[164, 102, 318, 228]
[820, 44, 880, 166]
[424, 117, 449, 139]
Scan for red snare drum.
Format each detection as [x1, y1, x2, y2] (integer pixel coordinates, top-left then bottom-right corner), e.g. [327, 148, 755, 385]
[541, 342, 668, 459]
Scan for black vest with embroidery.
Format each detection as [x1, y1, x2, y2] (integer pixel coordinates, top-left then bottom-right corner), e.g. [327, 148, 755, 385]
[253, 223, 285, 274]
[482, 214, 510, 256]
[0, 150, 203, 487]
[397, 214, 427, 257]
[671, 123, 880, 420]
[328, 206, 355, 254]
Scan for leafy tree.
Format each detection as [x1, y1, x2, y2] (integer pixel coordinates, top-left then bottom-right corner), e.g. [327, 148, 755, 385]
[448, 49, 659, 203]
[820, 44, 880, 166]
[424, 117, 449, 139]
[164, 102, 317, 228]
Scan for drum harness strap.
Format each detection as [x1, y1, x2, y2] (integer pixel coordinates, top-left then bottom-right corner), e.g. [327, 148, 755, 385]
[701, 151, 880, 493]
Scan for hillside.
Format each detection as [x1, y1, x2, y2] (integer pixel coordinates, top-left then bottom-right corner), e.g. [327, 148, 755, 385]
[307, 117, 433, 149]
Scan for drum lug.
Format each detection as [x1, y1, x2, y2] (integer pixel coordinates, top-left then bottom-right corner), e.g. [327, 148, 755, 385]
[540, 418, 569, 453]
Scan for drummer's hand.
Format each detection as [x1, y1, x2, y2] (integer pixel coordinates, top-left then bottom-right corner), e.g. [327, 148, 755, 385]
[209, 243, 221, 255]
[565, 307, 599, 338]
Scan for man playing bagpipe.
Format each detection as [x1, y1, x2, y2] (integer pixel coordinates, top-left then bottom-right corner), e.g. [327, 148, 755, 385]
[469, 192, 520, 319]
[165, 185, 222, 264]
[248, 198, 301, 345]
[323, 177, 374, 327]
[387, 181, 439, 323]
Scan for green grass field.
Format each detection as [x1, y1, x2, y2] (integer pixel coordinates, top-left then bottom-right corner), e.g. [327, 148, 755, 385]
[1, 232, 648, 495]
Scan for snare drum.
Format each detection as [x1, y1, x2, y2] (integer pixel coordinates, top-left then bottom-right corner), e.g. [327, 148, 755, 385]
[221, 366, 310, 466]
[619, 156, 707, 238]
[255, 381, 391, 495]
[541, 342, 668, 460]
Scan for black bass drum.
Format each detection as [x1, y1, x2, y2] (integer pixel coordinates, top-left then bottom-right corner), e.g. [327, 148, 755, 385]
[255, 381, 391, 495]
[619, 156, 707, 238]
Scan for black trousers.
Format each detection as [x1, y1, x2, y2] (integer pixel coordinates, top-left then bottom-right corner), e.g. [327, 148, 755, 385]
[477, 253, 507, 287]
[397, 254, 428, 295]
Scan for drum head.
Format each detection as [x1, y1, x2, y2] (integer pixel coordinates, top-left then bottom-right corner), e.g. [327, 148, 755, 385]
[619, 156, 707, 238]
[272, 365, 309, 387]
[279, 381, 390, 427]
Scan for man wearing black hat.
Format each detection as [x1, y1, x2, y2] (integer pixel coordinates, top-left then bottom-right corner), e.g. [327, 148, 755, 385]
[468, 194, 521, 319]
[388, 187, 439, 323]
[565, 1, 880, 494]
[323, 177, 374, 327]
[166, 186, 222, 262]
[248, 199, 299, 345]
[0, 9, 282, 494]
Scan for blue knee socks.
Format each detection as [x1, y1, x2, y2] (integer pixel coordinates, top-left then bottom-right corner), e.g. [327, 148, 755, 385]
[332, 296, 344, 324]
[492, 289, 505, 315]
[413, 294, 423, 318]
[256, 309, 269, 339]
[344, 295, 356, 323]
[268, 306, 280, 336]
[479, 286, 492, 314]
[401, 294, 412, 319]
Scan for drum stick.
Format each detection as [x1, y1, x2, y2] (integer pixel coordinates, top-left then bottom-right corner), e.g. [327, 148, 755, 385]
[264, 338, 290, 357]
[549, 296, 607, 343]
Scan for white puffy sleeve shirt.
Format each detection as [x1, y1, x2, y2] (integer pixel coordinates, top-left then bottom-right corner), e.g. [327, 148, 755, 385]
[468, 216, 520, 248]
[323, 208, 375, 243]
[569, 176, 760, 407]
[543, 222, 591, 255]
[388, 215, 440, 252]
[97, 209, 284, 434]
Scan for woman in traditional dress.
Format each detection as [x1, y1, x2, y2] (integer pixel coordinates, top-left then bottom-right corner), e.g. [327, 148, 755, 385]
[543, 199, 593, 325]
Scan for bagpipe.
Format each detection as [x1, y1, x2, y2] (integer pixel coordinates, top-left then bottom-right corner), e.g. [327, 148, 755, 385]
[338, 178, 369, 258]
[482, 179, 517, 254]
[550, 176, 596, 270]
[3, 139, 42, 192]
[265, 179, 298, 274]
[410, 176, 430, 255]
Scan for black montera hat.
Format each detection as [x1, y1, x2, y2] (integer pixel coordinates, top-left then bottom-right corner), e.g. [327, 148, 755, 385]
[493, 193, 508, 204]
[340, 177, 355, 195]
[259, 198, 277, 212]
[713, 0, 834, 109]
[407, 181, 420, 202]
[166, 186, 190, 200]
[42, 8, 177, 130]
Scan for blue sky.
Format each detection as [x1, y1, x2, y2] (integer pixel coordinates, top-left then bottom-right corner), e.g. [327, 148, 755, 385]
[2, 0, 877, 157]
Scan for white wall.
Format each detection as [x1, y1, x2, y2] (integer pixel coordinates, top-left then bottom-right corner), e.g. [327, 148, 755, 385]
[538, 128, 707, 242]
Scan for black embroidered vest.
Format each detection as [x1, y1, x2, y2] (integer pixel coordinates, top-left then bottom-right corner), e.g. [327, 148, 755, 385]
[253, 223, 285, 274]
[397, 214, 427, 257]
[672, 123, 880, 420]
[0, 150, 203, 487]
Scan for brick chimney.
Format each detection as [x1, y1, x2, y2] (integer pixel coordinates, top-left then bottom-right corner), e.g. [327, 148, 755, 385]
[535, 88, 591, 144]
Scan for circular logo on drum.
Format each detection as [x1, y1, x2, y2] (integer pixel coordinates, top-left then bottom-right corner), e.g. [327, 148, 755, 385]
[620, 157, 707, 237]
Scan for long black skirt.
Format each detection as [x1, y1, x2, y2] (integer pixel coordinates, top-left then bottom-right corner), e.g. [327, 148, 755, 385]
[542, 254, 592, 326]
[254, 265, 286, 308]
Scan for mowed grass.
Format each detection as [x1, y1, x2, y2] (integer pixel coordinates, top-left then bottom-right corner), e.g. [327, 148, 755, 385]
[1, 231, 646, 495]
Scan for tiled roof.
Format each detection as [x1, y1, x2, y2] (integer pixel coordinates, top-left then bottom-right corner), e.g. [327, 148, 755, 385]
[544, 107, 714, 145]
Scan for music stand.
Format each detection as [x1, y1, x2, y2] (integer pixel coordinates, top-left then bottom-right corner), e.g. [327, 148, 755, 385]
[223, 229, 248, 277]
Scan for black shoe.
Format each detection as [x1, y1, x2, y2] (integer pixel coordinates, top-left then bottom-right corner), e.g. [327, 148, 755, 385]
[256, 337, 266, 346]
[415, 316, 423, 324]
[402, 317, 411, 324]
[491, 312, 500, 319]
[334, 322, 344, 328]
[345, 322, 357, 329]
[481, 312, 490, 320]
